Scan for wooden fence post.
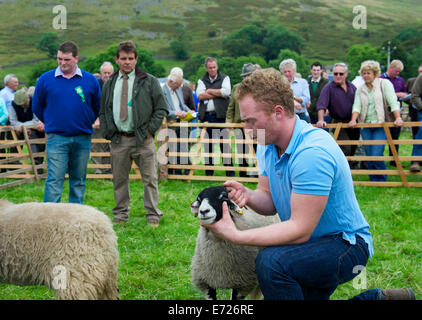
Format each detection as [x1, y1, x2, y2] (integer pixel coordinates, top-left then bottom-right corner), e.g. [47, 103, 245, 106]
[10, 127, 29, 176]
[382, 122, 408, 187]
[158, 119, 169, 181]
[22, 126, 40, 181]
[0, 126, 38, 190]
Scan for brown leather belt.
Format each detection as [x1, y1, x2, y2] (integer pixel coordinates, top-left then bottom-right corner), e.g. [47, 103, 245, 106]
[120, 132, 135, 137]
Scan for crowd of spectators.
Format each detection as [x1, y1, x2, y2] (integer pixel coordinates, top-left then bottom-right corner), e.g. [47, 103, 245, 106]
[1, 41, 422, 198]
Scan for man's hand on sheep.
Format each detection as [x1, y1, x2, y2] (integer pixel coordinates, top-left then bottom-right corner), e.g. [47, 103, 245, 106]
[223, 180, 249, 208]
[200, 202, 240, 243]
[223, 179, 277, 216]
[200, 191, 329, 247]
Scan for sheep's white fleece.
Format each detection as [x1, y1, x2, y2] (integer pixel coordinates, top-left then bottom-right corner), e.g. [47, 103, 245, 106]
[191, 207, 280, 299]
[0, 200, 119, 300]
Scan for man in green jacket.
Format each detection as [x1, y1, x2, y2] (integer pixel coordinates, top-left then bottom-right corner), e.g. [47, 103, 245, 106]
[100, 41, 168, 226]
[307, 62, 330, 124]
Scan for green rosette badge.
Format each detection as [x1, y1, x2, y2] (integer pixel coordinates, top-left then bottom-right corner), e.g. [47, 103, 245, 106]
[75, 86, 86, 103]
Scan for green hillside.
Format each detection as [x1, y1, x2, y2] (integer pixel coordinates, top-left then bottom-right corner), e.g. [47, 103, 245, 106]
[1, 0, 421, 68]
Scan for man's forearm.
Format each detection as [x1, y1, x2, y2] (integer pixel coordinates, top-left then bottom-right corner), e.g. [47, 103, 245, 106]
[246, 187, 277, 216]
[232, 219, 307, 246]
[207, 88, 222, 97]
[199, 89, 221, 100]
[317, 109, 326, 121]
[235, 193, 326, 246]
[198, 92, 215, 100]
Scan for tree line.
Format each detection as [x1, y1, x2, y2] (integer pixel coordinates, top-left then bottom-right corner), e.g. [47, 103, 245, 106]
[30, 23, 422, 86]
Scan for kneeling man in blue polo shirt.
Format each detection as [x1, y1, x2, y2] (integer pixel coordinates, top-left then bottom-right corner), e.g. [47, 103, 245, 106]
[33, 41, 101, 204]
[201, 68, 415, 300]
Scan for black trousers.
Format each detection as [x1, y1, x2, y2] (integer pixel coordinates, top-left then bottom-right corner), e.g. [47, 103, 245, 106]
[331, 119, 360, 157]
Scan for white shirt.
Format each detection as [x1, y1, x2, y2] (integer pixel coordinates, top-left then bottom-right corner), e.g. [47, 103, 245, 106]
[0, 87, 15, 114]
[311, 76, 321, 83]
[352, 76, 365, 89]
[196, 74, 231, 112]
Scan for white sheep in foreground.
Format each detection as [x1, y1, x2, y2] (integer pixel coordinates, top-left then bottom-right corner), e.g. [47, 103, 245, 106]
[190, 186, 280, 300]
[0, 199, 119, 300]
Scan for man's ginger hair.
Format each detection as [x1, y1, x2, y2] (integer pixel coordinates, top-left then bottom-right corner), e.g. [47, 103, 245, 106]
[234, 68, 295, 117]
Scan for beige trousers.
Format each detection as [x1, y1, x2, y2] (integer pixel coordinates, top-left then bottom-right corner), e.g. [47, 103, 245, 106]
[110, 135, 162, 221]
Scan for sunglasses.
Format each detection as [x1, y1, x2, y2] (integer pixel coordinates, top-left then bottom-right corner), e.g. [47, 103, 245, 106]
[334, 72, 345, 76]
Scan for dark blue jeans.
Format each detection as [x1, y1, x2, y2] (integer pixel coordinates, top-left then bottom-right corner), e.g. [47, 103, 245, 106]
[310, 115, 331, 133]
[255, 234, 382, 300]
[297, 112, 310, 123]
[361, 127, 387, 181]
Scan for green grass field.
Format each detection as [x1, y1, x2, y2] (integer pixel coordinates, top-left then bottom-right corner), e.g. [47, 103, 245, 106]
[0, 176, 421, 300]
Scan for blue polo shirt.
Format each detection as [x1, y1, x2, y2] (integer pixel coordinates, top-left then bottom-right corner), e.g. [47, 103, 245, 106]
[256, 116, 374, 256]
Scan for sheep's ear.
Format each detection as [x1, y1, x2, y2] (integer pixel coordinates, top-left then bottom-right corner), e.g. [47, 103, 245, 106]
[191, 201, 200, 217]
[219, 191, 229, 202]
[227, 199, 242, 214]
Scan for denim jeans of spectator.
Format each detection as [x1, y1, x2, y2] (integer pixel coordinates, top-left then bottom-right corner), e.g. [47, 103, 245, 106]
[255, 233, 382, 300]
[44, 133, 91, 204]
[309, 115, 331, 132]
[297, 112, 310, 123]
[309, 114, 331, 125]
[360, 127, 387, 181]
[411, 110, 422, 165]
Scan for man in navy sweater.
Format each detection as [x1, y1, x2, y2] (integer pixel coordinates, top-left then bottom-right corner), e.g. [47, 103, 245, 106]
[33, 41, 101, 203]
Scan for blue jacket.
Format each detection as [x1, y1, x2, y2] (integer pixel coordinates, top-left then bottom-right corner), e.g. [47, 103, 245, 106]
[0, 97, 8, 125]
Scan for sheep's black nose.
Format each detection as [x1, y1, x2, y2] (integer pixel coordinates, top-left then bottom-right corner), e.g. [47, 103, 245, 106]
[200, 209, 210, 214]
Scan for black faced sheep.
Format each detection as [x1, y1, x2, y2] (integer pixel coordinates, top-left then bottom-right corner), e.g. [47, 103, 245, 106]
[0, 199, 119, 300]
[190, 186, 280, 300]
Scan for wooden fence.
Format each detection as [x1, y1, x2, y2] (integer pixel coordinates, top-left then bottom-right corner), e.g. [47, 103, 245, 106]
[1, 121, 422, 189]
[0, 125, 47, 190]
[322, 121, 422, 187]
[162, 121, 259, 183]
